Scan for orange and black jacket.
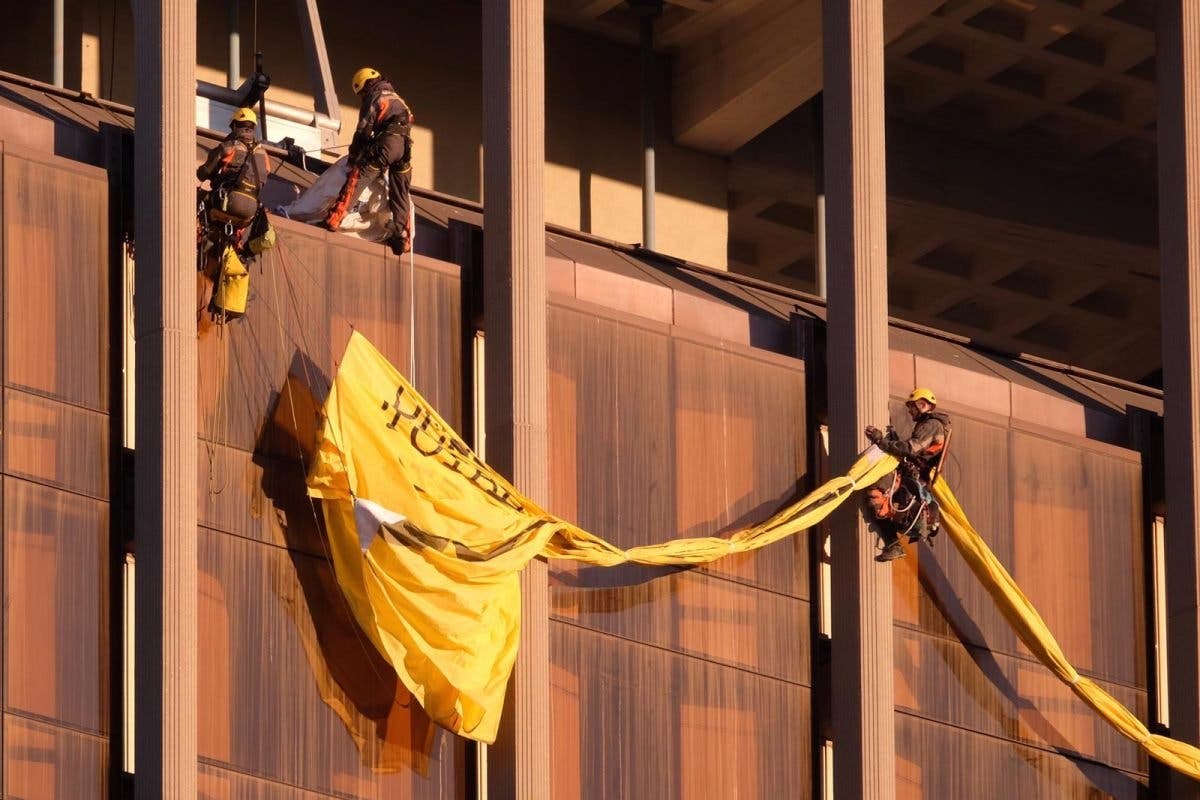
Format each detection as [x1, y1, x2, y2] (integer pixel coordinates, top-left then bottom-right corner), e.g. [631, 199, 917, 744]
[350, 80, 412, 162]
[879, 410, 951, 469]
[197, 130, 270, 198]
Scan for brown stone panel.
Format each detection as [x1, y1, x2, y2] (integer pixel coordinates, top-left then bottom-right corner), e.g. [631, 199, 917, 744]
[546, 300, 812, 781]
[4, 388, 108, 500]
[198, 763, 332, 800]
[550, 621, 810, 800]
[546, 304, 672, 548]
[411, 265, 462, 430]
[2, 152, 108, 411]
[552, 567, 810, 686]
[893, 627, 1146, 777]
[3, 715, 108, 800]
[324, 235, 404, 369]
[1079, 450, 1146, 689]
[197, 527, 465, 798]
[3, 478, 109, 734]
[710, 341, 808, 595]
[199, 226, 460, 454]
[895, 713, 1147, 799]
[674, 337, 808, 597]
[1011, 431, 1120, 681]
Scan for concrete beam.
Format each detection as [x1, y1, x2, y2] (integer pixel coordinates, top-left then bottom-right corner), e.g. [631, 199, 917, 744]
[132, 0, 198, 796]
[672, 0, 939, 154]
[482, 1, 551, 797]
[823, 0, 894, 798]
[1156, 3, 1200, 797]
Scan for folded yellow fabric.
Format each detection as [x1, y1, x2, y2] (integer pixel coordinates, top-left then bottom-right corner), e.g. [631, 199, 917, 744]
[307, 331, 894, 742]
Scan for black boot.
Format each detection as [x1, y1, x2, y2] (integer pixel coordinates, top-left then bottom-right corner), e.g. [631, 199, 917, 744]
[386, 225, 410, 256]
[875, 541, 905, 562]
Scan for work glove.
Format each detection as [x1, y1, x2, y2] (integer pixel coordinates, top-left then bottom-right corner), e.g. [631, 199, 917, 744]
[864, 425, 883, 444]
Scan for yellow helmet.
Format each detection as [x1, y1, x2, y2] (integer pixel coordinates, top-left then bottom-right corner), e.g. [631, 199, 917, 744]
[352, 67, 381, 95]
[907, 387, 937, 406]
[230, 107, 257, 125]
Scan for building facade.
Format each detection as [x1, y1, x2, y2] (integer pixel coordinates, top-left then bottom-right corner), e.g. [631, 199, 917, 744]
[0, 1, 1190, 798]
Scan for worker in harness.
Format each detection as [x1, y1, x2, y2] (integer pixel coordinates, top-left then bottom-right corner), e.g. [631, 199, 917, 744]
[196, 107, 272, 321]
[197, 106, 270, 237]
[864, 387, 953, 562]
[324, 67, 413, 256]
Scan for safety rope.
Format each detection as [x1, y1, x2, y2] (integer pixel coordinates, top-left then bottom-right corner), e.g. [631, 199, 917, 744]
[408, 213, 416, 384]
[203, 310, 233, 497]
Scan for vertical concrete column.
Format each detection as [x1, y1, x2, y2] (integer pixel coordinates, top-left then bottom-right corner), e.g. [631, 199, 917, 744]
[822, 2, 894, 799]
[133, 1, 197, 797]
[1157, 4, 1200, 797]
[482, 1, 550, 798]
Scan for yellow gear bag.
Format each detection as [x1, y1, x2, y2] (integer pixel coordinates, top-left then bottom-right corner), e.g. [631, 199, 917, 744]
[247, 211, 276, 255]
[248, 223, 276, 254]
[211, 246, 249, 319]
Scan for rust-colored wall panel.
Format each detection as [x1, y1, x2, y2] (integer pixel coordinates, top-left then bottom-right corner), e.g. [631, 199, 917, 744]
[197, 443, 330, 561]
[551, 622, 810, 800]
[198, 528, 465, 798]
[548, 301, 810, 799]
[1012, 432, 1095, 671]
[1079, 449, 1146, 687]
[4, 389, 108, 499]
[552, 568, 811, 685]
[4, 478, 109, 734]
[896, 713, 1146, 799]
[2, 153, 108, 410]
[547, 304, 808, 597]
[894, 627, 1145, 776]
[199, 761, 341, 799]
[412, 267, 462, 429]
[193, 222, 464, 793]
[674, 337, 807, 596]
[198, 235, 331, 453]
[1011, 431, 1145, 687]
[3, 715, 108, 800]
[199, 228, 459, 453]
[324, 237, 405, 365]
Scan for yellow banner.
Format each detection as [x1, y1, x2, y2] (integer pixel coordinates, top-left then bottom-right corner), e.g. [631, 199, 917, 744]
[309, 331, 1200, 784]
[307, 331, 894, 742]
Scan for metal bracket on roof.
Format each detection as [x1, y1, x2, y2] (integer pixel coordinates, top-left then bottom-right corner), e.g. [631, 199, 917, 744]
[295, 0, 340, 121]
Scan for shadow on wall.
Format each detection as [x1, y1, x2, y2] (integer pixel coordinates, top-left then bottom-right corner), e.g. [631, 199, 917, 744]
[898, 541, 1145, 796]
[0, 86, 105, 164]
[254, 360, 441, 774]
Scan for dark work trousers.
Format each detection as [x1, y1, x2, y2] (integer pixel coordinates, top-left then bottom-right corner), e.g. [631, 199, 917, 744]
[357, 132, 413, 253]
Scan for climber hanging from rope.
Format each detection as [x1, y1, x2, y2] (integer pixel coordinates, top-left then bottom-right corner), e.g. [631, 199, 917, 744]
[323, 67, 413, 256]
[864, 387, 953, 562]
[196, 106, 276, 322]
